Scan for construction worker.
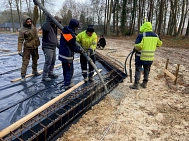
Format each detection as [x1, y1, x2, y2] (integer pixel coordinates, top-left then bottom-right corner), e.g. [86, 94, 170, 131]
[97, 35, 106, 49]
[18, 5, 40, 82]
[59, 19, 84, 90]
[76, 25, 98, 82]
[129, 22, 163, 89]
[41, 16, 60, 81]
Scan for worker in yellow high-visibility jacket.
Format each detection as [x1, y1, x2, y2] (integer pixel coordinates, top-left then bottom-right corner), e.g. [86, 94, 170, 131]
[76, 25, 98, 82]
[130, 22, 163, 89]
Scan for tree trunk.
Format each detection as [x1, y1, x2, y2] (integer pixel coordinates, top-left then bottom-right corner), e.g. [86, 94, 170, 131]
[112, 0, 116, 33]
[25, 0, 31, 17]
[104, 0, 107, 35]
[147, 0, 154, 22]
[157, 0, 164, 35]
[181, 0, 188, 35]
[185, 18, 189, 36]
[129, 0, 137, 35]
[8, 0, 15, 32]
[137, 0, 143, 34]
[177, 0, 185, 36]
[162, 0, 168, 35]
[120, 0, 127, 35]
[116, 0, 119, 36]
[15, 0, 21, 28]
[106, 0, 113, 36]
[172, 0, 178, 36]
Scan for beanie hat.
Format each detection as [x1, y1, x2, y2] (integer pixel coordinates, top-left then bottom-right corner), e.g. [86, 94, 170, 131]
[54, 16, 61, 23]
[87, 25, 95, 32]
[69, 19, 80, 29]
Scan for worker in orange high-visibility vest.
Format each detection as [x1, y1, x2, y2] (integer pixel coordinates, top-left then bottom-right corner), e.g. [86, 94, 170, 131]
[58, 19, 84, 90]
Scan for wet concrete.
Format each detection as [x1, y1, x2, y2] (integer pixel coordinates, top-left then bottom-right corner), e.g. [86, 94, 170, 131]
[0, 34, 108, 130]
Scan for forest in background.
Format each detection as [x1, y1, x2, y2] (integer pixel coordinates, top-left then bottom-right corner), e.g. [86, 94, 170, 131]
[0, 0, 189, 38]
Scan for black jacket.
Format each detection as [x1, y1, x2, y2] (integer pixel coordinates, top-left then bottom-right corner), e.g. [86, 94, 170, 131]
[99, 37, 106, 46]
[42, 17, 58, 50]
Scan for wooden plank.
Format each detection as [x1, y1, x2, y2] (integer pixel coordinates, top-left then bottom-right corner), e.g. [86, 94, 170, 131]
[164, 68, 176, 80]
[0, 49, 10, 52]
[0, 69, 102, 138]
[11, 58, 80, 82]
[0, 52, 18, 57]
[164, 59, 169, 77]
[174, 64, 180, 85]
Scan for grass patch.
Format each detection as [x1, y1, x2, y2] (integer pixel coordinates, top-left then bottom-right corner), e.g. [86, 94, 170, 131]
[106, 35, 189, 49]
[161, 35, 189, 49]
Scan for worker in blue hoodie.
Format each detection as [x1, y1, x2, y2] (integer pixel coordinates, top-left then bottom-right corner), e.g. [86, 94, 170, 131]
[59, 19, 84, 90]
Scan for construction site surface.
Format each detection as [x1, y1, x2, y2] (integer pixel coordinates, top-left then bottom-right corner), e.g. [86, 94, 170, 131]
[0, 34, 189, 141]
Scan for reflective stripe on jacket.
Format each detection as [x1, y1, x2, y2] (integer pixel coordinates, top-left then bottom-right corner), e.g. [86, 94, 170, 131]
[135, 22, 162, 61]
[76, 30, 97, 51]
[58, 26, 82, 63]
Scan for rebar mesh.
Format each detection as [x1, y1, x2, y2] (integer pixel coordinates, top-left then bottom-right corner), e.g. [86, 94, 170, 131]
[0, 53, 126, 141]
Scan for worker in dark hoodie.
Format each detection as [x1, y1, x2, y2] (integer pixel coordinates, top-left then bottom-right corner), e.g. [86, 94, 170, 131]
[17, 5, 40, 82]
[59, 19, 84, 90]
[41, 16, 61, 81]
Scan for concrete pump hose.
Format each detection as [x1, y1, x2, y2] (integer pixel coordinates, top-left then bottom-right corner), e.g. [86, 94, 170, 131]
[33, 0, 108, 93]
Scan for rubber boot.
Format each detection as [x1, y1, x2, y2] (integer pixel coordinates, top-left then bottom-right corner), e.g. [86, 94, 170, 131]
[84, 77, 88, 82]
[48, 73, 58, 79]
[65, 82, 75, 90]
[21, 76, 26, 82]
[129, 83, 139, 90]
[42, 77, 51, 81]
[89, 76, 94, 82]
[140, 82, 147, 88]
[33, 71, 41, 76]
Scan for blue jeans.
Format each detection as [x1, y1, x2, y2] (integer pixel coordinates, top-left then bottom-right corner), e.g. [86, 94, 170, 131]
[42, 48, 56, 78]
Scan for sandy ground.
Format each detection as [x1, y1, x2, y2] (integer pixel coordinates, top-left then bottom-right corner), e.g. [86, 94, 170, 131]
[57, 38, 189, 141]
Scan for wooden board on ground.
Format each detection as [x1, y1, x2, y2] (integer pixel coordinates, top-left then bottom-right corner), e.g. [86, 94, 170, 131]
[0, 69, 102, 138]
[0, 52, 18, 57]
[11, 58, 80, 82]
[0, 49, 10, 52]
[164, 68, 176, 80]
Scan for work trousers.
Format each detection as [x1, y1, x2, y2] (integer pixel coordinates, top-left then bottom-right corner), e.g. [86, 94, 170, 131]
[21, 48, 39, 76]
[42, 48, 56, 78]
[134, 64, 152, 84]
[97, 43, 105, 49]
[62, 62, 74, 86]
[80, 54, 96, 78]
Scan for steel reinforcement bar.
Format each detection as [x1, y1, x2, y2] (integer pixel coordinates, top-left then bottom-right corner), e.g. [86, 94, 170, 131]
[0, 53, 126, 141]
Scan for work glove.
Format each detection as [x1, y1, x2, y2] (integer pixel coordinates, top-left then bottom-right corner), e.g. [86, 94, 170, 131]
[18, 52, 23, 57]
[57, 43, 60, 49]
[46, 16, 51, 22]
[88, 48, 93, 54]
[133, 48, 136, 52]
[79, 48, 86, 54]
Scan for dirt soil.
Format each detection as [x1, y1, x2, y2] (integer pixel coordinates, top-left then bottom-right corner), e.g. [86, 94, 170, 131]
[57, 38, 189, 141]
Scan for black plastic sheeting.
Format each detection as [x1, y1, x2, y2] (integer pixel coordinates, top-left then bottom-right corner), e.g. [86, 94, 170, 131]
[0, 34, 108, 131]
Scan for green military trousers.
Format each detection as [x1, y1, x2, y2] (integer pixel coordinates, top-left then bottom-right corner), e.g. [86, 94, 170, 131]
[21, 47, 39, 77]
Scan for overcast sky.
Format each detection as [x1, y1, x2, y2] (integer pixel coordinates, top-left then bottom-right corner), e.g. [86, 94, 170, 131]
[54, 0, 64, 11]
[49, 0, 86, 15]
